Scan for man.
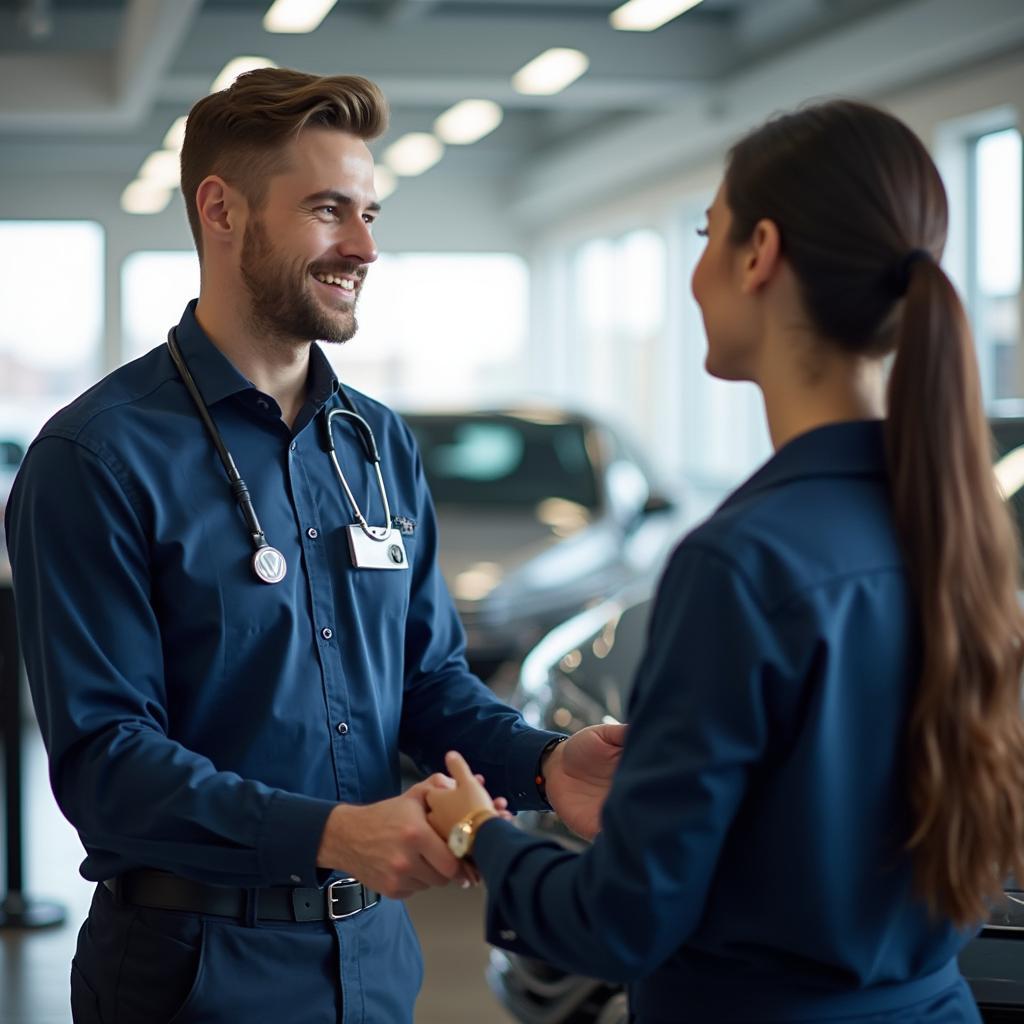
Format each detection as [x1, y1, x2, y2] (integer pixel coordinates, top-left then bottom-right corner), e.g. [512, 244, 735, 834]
[5, 68, 623, 1024]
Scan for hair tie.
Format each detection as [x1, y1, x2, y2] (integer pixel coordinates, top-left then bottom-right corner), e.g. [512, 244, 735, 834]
[893, 248, 932, 296]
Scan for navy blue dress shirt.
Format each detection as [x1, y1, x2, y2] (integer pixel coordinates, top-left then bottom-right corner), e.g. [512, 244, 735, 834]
[5, 301, 560, 1019]
[474, 421, 976, 1023]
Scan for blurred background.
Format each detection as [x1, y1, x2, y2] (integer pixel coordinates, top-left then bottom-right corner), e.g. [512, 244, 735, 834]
[0, 1, 1022, 1021]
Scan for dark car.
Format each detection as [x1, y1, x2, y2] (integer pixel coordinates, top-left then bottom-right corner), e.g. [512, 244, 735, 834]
[402, 409, 683, 681]
[490, 417, 1024, 1022]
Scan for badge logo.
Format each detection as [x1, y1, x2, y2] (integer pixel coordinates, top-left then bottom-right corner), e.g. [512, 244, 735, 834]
[387, 545, 405, 565]
[253, 546, 287, 584]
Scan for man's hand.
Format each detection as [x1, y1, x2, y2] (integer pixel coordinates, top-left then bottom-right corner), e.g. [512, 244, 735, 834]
[544, 723, 627, 840]
[317, 775, 466, 900]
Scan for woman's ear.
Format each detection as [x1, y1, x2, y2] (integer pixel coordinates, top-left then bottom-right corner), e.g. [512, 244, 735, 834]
[740, 217, 782, 295]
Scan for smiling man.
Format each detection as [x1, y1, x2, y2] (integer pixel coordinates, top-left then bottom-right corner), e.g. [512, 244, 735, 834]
[4, 69, 625, 1024]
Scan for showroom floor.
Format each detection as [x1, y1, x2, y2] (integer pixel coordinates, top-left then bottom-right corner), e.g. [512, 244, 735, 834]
[0, 729, 516, 1024]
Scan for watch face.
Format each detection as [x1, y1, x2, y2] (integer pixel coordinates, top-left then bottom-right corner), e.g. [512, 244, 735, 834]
[449, 823, 471, 858]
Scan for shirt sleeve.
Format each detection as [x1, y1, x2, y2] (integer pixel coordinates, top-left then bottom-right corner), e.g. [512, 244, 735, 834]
[5, 435, 335, 887]
[395, 426, 561, 811]
[471, 541, 782, 981]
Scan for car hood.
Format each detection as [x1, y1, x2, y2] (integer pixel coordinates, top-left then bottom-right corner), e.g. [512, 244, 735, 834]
[433, 507, 568, 584]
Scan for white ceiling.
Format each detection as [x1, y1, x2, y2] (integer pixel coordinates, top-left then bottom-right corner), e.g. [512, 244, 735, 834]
[0, 0, 1022, 227]
[0, 0, 915, 163]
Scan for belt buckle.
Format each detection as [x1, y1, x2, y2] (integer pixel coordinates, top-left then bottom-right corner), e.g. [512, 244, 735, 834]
[327, 877, 364, 921]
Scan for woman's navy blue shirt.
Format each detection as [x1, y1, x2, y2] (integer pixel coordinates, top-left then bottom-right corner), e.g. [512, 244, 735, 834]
[474, 420, 975, 1022]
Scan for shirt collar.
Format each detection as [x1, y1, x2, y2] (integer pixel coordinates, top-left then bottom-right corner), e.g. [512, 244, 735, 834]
[720, 419, 887, 513]
[172, 300, 340, 411]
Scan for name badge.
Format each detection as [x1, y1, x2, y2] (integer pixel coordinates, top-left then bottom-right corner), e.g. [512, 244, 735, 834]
[346, 525, 409, 571]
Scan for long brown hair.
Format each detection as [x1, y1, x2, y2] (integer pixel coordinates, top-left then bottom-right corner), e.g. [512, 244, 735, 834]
[725, 100, 1024, 926]
[180, 67, 388, 256]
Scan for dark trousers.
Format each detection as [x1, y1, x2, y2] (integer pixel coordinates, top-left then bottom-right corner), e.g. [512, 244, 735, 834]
[70, 882, 344, 1024]
[628, 977, 982, 1023]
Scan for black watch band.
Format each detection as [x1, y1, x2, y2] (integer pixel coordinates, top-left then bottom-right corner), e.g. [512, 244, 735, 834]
[534, 735, 569, 807]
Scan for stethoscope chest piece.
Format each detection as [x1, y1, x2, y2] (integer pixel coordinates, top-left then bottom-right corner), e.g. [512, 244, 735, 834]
[252, 545, 288, 584]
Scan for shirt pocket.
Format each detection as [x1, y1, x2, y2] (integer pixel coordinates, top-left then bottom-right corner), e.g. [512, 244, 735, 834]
[341, 526, 418, 624]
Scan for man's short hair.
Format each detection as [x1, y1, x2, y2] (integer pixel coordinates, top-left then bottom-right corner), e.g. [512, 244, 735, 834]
[180, 67, 389, 256]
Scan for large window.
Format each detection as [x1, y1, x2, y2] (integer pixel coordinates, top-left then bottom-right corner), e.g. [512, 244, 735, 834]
[331, 252, 529, 410]
[570, 230, 667, 448]
[970, 126, 1022, 409]
[119, 250, 528, 412]
[0, 221, 104, 446]
[122, 250, 200, 363]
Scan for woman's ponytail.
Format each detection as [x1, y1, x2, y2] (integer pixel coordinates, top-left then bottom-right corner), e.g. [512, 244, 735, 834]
[886, 256, 1024, 925]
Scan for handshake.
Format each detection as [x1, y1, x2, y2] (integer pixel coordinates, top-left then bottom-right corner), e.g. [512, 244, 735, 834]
[316, 724, 627, 901]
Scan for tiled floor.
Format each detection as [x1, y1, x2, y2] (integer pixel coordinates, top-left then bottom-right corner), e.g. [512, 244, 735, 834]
[0, 729, 516, 1023]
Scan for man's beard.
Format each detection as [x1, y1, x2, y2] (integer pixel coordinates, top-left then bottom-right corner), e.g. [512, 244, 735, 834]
[239, 217, 362, 345]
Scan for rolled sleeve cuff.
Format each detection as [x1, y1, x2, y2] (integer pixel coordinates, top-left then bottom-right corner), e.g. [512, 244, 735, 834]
[258, 790, 338, 887]
[502, 728, 566, 812]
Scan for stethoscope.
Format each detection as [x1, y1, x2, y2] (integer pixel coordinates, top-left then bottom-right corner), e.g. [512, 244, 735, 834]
[166, 328, 405, 584]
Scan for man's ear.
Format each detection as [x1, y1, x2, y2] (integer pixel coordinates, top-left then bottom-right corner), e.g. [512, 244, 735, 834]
[739, 217, 782, 295]
[195, 175, 245, 251]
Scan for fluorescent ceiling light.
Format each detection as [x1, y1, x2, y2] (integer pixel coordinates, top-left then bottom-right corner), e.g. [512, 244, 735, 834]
[263, 0, 338, 33]
[374, 165, 398, 201]
[138, 150, 180, 189]
[212, 56, 279, 93]
[163, 116, 188, 155]
[512, 48, 589, 96]
[434, 99, 503, 145]
[610, 0, 705, 31]
[383, 133, 444, 177]
[121, 180, 172, 215]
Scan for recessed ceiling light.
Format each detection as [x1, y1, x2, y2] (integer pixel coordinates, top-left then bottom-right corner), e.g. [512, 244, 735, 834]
[374, 166, 397, 201]
[512, 48, 589, 96]
[138, 150, 180, 189]
[121, 180, 172, 215]
[163, 116, 188, 155]
[610, 0, 705, 32]
[211, 57, 279, 94]
[383, 133, 444, 177]
[434, 100, 504, 145]
[263, 0, 338, 33]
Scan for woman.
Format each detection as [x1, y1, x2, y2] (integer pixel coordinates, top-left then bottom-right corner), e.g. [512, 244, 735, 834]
[426, 100, 1024, 1023]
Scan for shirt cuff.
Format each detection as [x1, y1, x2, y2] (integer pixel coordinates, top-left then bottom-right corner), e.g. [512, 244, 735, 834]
[502, 728, 567, 812]
[258, 790, 338, 887]
[473, 816, 564, 956]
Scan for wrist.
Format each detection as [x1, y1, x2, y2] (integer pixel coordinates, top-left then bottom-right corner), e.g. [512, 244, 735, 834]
[448, 807, 498, 860]
[316, 803, 355, 869]
[535, 735, 569, 808]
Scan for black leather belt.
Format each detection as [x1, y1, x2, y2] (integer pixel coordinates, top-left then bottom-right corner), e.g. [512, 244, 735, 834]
[104, 870, 379, 923]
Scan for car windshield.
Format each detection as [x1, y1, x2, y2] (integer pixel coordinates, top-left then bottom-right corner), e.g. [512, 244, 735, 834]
[406, 416, 600, 509]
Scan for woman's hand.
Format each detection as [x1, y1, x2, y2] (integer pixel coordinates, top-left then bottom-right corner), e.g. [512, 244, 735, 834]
[426, 751, 498, 843]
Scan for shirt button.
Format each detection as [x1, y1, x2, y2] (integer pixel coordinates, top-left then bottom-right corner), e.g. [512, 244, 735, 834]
[500, 929, 517, 941]
[290, 874, 301, 884]
[336, 722, 349, 735]
[290, 441, 297, 452]
[307, 527, 319, 539]
[257, 398, 269, 411]
[321, 627, 333, 640]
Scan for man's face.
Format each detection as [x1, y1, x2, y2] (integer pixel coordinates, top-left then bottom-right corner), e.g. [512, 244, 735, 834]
[239, 128, 380, 346]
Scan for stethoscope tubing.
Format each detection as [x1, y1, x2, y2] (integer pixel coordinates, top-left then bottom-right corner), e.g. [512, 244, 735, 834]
[166, 328, 271, 554]
[323, 408, 393, 540]
[166, 328, 395, 587]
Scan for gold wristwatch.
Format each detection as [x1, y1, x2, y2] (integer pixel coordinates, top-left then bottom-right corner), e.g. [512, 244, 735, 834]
[448, 808, 498, 860]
